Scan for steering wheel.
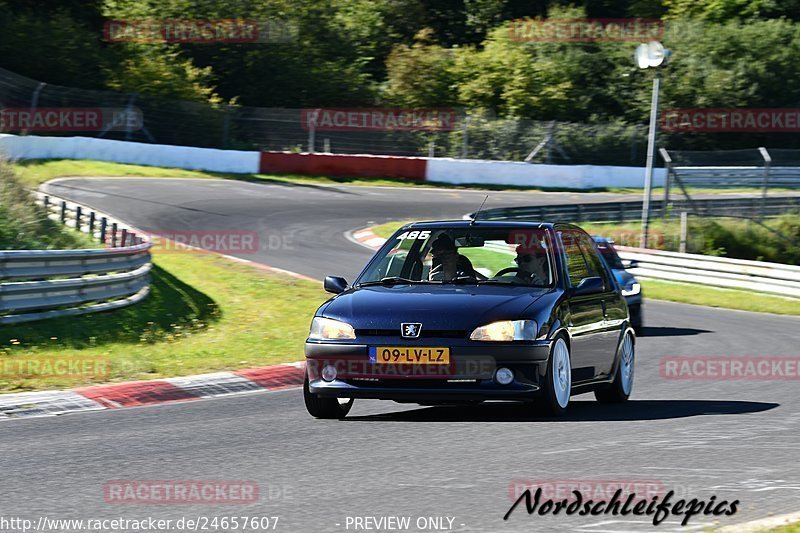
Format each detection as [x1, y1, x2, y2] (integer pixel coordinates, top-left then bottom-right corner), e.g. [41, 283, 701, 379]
[495, 267, 527, 277]
[429, 265, 488, 281]
[450, 270, 488, 281]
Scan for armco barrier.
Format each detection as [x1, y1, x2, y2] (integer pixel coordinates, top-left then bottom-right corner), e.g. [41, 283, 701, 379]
[616, 245, 800, 297]
[479, 202, 800, 297]
[259, 151, 427, 180]
[0, 192, 152, 325]
[473, 196, 800, 223]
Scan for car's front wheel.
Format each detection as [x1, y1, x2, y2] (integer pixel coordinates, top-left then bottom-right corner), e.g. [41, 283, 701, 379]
[303, 373, 354, 419]
[539, 336, 572, 416]
[595, 331, 635, 403]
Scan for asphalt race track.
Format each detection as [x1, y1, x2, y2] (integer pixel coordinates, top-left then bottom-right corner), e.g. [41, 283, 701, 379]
[1, 177, 798, 532]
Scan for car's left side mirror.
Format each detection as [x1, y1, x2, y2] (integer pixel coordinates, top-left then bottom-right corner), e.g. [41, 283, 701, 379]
[572, 276, 604, 296]
[324, 276, 349, 294]
[623, 259, 639, 269]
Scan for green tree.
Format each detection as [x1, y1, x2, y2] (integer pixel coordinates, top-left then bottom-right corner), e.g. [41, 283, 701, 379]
[664, 0, 779, 21]
[0, 3, 107, 89]
[105, 47, 219, 102]
[382, 29, 459, 107]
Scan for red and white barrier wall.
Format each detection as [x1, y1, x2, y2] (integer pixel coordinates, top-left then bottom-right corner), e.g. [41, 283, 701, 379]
[259, 151, 427, 180]
[0, 134, 665, 189]
[426, 157, 665, 189]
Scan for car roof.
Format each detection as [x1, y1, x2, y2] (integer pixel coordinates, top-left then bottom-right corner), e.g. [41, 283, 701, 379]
[592, 235, 617, 245]
[400, 220, 578, 231]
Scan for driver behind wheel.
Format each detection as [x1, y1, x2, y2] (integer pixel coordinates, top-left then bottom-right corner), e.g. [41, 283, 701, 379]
[514, 245, 549, 284]
[428, 234, 476, 281]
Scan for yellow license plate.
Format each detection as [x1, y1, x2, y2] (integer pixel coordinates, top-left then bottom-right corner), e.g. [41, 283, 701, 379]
[370, 347, 450, 364]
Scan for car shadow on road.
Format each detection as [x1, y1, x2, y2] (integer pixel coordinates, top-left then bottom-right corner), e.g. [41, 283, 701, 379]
[637, 326, 711, 337]
[343, 399, 778, 423]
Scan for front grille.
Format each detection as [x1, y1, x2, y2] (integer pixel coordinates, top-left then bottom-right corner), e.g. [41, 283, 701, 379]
[355, 329, 467, 339]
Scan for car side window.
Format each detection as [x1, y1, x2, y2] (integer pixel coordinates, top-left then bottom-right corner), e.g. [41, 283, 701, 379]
[577, 233, 612, 289]
[559, 230, 591, 288]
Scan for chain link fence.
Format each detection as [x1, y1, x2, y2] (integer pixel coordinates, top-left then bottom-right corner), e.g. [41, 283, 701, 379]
[0, 67, 652, 165]
[6, 66, 800, 169]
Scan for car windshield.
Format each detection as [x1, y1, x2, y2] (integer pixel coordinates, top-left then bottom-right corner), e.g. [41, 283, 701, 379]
[356, 226, 556, 287]
[594, 240, 625, 269]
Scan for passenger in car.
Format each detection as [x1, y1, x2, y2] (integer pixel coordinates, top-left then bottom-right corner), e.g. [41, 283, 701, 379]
[428, 234, 476, 281]
[514, 245, 550, 285]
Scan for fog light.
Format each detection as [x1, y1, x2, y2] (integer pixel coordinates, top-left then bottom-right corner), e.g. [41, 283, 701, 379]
[321, 364, 337, 382]
[495, 367, 514, 385]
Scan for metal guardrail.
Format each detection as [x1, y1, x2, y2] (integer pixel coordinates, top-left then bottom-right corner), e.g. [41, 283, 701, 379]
[474, 195, 800, 224]
[668, 167, 800, 187]
[474, 199, 800, 297]
[659, 148, 800, 218]
[662, 147, 800, 190]
[0, 192, 152, 325]
[616, 245, 800, 298]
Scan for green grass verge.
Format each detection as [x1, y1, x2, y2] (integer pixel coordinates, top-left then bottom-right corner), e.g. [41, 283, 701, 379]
[756, 520, 800, 533]
[641, 279, 800, 316]
[369, 220, 800, 316]
[1, 161, 99, 250]
[371, 220, 413, 239]
[580, 217, 800, 264]
[0, 245, 328, 393]
[16, 158, 786, 195]
[13, 158, 589, 192]
[13, 159, 222, 187]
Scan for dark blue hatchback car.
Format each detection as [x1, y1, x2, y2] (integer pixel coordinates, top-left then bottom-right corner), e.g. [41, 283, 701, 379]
[593, 236, 643, 332]
[304, 221, 635, 418]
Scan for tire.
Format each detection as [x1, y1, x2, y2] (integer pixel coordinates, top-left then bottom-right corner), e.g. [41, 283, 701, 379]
[303, 373, 354, 419]
[595, 331, 635, 403]
[538, 336, 572, 417]
[630, 306, 643, 334]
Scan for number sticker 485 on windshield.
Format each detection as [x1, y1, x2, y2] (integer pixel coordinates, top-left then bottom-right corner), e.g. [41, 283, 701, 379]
[396, 230, 431, 240]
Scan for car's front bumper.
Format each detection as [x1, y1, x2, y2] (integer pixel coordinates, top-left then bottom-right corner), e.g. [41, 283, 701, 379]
[305, 340, 552, 401]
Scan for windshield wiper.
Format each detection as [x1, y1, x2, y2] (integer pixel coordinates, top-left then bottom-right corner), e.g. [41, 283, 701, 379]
[356, 276, 422, 287]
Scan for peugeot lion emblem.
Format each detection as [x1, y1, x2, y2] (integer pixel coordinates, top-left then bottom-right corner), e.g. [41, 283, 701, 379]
[401, 323, 422, 339]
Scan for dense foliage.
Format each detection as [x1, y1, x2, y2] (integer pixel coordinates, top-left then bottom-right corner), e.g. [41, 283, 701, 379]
[3, 0, 800, 151]
[589, 213, 800, 263]
[0, 158, 95, 249]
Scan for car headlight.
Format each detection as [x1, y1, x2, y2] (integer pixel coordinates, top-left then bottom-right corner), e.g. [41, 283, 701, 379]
[621, 282, 641, 297]
[308, 317, 356, 340]
[470, 320, 538, 342]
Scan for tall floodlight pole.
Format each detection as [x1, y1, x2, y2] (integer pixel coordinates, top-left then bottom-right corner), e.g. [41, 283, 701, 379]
[635, 41, 670, 249]
[640, 70, 660, 249]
